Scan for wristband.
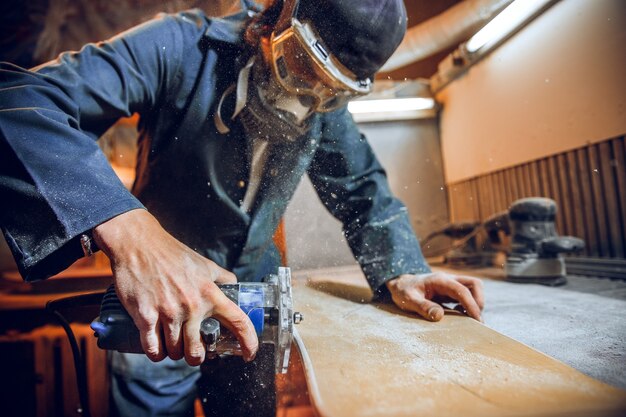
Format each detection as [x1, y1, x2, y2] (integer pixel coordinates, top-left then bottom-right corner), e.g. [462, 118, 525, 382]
[80, 232, 97, 257]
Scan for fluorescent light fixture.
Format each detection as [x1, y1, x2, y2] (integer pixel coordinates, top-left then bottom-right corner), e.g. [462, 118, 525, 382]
[348, 97, 437, 123]
[466, 0, 553, 53]
[348, 97, 435, 114]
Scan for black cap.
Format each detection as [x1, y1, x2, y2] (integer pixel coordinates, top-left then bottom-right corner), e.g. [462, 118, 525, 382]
[297, 0, 407, 80]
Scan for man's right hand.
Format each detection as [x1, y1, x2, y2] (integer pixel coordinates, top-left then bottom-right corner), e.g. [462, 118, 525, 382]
[92, 209, 258, 366]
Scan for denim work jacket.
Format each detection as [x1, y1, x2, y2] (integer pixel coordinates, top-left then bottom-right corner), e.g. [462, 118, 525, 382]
[0, 10, 430, 292]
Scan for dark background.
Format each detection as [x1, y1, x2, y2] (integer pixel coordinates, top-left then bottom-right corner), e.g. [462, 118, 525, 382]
[0, 0, 463, 79]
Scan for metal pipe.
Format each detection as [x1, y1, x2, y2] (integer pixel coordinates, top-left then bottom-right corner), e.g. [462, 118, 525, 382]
[380, 0, 513, 72]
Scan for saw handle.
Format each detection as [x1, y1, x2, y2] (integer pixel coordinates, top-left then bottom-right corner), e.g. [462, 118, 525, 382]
[90, 285, 244, 356]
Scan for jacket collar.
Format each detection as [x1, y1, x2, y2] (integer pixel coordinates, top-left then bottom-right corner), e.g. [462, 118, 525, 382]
[204, 11, 251, 45]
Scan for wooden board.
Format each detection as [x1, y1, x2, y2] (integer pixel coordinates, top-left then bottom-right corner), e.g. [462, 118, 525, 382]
[291, 269, 626, 417]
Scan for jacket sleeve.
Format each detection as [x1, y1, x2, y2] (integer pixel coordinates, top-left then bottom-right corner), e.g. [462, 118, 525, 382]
[0, 12, 192, 281]
[307, 107, 431, 295]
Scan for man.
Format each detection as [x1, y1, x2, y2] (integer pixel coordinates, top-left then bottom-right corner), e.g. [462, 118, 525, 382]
[0, 0, 483, 415]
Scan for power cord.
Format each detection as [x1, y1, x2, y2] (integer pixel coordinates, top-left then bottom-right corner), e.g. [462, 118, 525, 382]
[46, 292, 105, 417]
[420, 226, 483, 258]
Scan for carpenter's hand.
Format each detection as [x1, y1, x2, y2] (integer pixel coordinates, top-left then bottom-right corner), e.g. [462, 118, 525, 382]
[385, 272, 484, 322]
[93, 209, 258, 365]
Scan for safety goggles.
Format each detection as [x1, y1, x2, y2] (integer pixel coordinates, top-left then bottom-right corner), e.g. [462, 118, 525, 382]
[267, 4, 372, 112]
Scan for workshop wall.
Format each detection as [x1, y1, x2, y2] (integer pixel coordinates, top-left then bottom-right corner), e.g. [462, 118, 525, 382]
[436, 0, 626, 183]
[435, 0, 626, 260]
[447, 135, 626, 259]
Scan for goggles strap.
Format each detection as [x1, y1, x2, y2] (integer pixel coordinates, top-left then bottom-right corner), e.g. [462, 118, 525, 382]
[214, 56, 256, 134]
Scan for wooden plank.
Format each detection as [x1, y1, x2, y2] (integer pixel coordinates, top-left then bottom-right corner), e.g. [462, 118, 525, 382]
[556, 153, 574, 237]
[466, 181, 474, 222]
[518, 164, 533, 197]
[480, 175, 496, 219]
[292, 272, 626, 417]
[611, 137, 626, 258]
[516, 165, 528, 198]
[477, 176, 490, 221]
[510, 167, 521, 199]
[508, 168, 518, 201]
[462, 181, 471, 222]
[547, 156, 565, 235]
[454, 182, 466, 224]
[503, 169, 514, 206]
[479, 175, 490, 220]
[599, 140, 622, 258]
[538, 158, 551, 198]
[508, 168, 520, 203]
[470, 178, 481, 221]
[490, 172, 502, 213]
[497, 171, 509, 211]
[455, 182, 467, 222]
[566, 151, 587, 242]
[515, 166, 524, 200]
[588, 144, 610, 257]
[514, 166, 524, 197]
[463, 181, 474, 222]
[529, 160, 542, 197]
[509, 167, 519, 205]
[576, 147, 599, 257]
[490, 173, 500, 214]
[488, 173, 500, 217]
[447, 184, 458, 223]
[449, 182, 467, 224]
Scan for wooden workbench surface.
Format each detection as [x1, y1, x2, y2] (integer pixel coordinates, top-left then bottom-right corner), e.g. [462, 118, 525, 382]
[291, 266, 626, 417]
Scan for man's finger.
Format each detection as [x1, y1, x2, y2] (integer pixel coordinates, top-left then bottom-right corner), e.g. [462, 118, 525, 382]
[455, 276, 485, 310]
[163, 319, 184, 361]
[183, 318, 206, 366]
[136, 315, 166, 362]
[212, 296, 259, 362]
[214, 270, 237, 284]
[435, 279, 482, 321]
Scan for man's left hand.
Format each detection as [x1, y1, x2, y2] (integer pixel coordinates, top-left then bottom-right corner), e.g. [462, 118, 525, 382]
[385, 272, 484, 322]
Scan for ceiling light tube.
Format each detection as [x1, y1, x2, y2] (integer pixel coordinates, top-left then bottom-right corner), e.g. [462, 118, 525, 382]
[466, 0, 554, 53]
[348, 97, 435, 114]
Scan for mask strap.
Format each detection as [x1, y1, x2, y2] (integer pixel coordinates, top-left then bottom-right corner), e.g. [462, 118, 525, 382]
[214, 56, 256, 134]
[214, 84, 235, 134]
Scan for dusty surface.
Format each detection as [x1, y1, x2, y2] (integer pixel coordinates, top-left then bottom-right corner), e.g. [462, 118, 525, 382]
[432, 264, 626, 390]
[291, 268, 626, 417]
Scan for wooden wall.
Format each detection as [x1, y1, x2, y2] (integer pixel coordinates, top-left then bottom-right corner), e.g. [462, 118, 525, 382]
[447, 136, 626, 259]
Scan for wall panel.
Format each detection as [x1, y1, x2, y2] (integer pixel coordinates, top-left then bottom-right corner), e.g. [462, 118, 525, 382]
[447, 136, 626, 259]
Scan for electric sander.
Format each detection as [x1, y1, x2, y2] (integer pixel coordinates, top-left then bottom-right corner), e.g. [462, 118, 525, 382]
[505, 198, 584, 285]
[90, 266, 301, 374]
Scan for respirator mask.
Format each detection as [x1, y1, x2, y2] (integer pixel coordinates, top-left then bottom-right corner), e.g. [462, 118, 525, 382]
[215, 0, 373, 142]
